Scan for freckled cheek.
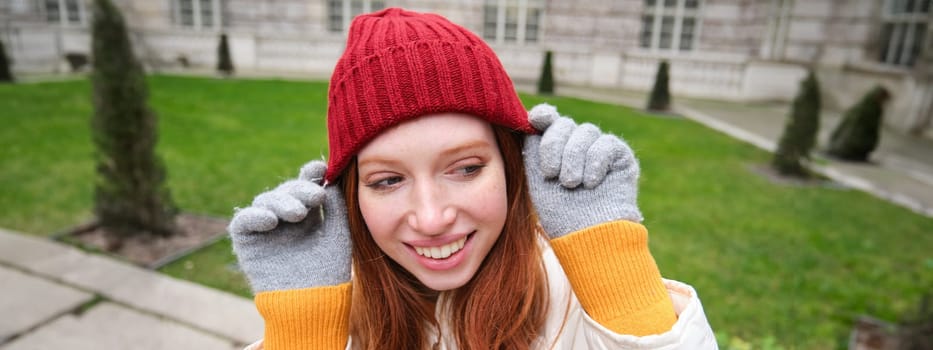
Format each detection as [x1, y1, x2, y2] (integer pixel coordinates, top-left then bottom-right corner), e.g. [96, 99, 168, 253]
[464, 177, 508, 228]
[358, 195, 404, 245]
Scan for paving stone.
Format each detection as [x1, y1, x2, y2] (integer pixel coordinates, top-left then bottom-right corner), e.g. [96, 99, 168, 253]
[0, 266, 93, 343]
[104, 266, 265, 345]
[53, 253, 263, 344]
[0, 229, 79, 271]
[0, 229, 263, 344]
[1, 302, 239, 350]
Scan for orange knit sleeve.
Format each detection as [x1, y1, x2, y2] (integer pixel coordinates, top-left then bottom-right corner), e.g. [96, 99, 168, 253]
[549, 221, 676, 336]
[254, 283, 351, 350]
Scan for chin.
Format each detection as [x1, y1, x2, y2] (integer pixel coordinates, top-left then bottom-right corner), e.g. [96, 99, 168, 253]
[415, 266, 477, 292]
[422, 279, 467, 292]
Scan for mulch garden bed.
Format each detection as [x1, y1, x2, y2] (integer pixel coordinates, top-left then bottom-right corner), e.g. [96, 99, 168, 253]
[60, 213, 229, 269]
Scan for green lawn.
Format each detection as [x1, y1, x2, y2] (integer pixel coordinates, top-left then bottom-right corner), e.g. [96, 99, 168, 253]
[1, 75, 930, 349]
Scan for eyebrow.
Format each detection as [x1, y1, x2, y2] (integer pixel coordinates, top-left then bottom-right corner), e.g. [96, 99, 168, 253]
[439, 140, 495, 158]
[357, 140, 494, 168]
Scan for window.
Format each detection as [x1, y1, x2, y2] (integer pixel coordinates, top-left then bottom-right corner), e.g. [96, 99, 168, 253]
[879, 0, 930, 67]
[483, 0, 542, 45]
[173, 0, 224, 30]
[328, 0, 385, 32]
[761, 0, 792, 59]
[639, 0, 700, 52]
[44, 0, 85, 25]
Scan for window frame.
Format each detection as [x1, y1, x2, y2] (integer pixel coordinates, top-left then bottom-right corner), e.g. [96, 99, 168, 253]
[327, 0, 385, 33]
[172, 0, 224, 31]
[482, 0, 543, 45]
[760, 0, 792, 60]
[44, 0, 86, 26]
[639, 0, 702, 53]
[878, 0, 931, 67]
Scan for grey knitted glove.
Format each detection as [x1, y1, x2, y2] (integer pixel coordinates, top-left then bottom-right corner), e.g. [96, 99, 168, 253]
[228, 160, 352, 293]
[523, 103, 643, 239]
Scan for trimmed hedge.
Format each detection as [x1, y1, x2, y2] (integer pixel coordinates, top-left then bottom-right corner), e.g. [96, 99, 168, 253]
[217, 33, 234, 76]
[90, 0, 177, 238]
[0, 40, 13, 82]
[537, 50, 554, 95]
[646, 60, 671, 111]
[826, 86, 890, 161]
[772, 70, 821, 176]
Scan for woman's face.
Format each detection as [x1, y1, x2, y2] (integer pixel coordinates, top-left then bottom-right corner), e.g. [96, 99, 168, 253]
[356, 113, 508, 291]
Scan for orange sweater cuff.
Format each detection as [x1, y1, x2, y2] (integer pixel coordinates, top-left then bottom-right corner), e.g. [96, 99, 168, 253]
[255, 283, 351, 350]
[550, 221, 676, 336]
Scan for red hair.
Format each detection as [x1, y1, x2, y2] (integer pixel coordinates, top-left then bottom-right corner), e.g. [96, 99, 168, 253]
[340, 124, 549, 349]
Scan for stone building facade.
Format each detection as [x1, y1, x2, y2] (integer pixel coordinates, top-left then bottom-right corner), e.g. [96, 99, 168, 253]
[1, 0, 930, 136]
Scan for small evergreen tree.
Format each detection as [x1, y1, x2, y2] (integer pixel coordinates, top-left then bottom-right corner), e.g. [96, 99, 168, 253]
[217, 33, 234, 76]
[65, 52, 90, 72]
[772, 70, 821, 176]
[90, 0, 177, 242]
[826, 86, 891, 161]
[897, 294, 933, 350]
[0, 39, 13, 83]
[537, 50, 554, 95]
[646, 60, 671, 111]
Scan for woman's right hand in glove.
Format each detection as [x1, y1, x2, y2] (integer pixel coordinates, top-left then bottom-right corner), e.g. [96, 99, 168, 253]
[228, 160, 351, 293]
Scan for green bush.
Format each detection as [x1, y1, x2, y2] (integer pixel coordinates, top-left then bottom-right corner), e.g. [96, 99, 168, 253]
[897, 294, 933, 350]
[537, 50, 554, 95]
[826, 86, 890, 161]
[64, 52, 90, 72]
[217, 33, 234, 76]
[0, 39, 13, 83]
[90, 0, 177, 240]
[772, 70, 821, 176]
[646, 60, 671, 111]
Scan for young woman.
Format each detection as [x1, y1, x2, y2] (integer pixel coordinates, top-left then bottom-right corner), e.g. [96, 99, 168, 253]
[229, 8, 716, 350]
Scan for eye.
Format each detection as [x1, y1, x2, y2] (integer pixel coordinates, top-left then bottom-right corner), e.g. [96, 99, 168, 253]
[453, 164, 485, 178]
[365, 175, 404, 190]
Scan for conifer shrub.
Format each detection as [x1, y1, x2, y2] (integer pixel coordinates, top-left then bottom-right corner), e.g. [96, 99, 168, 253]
[64, 52, 90, 72]
[217, 33, 234, 76]
[537, 50, 554, 95]
[176, 54, 190, 68]
[772, 70, 821, 176]
[90, 0, 177, 241]
[646, 60, 671, 111]
[0, 39, 13, 83]
[897, 294, 933, 350]
[826, 86, 891, 161]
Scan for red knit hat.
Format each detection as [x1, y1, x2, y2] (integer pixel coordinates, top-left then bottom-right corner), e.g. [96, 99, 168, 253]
[325, 7, 534, 182]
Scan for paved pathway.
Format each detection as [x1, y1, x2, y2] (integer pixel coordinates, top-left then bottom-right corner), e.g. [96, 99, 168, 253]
[519, 84, 933, 218]
[0, 228, 263, 350]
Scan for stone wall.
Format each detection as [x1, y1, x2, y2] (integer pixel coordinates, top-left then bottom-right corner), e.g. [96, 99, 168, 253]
[0, 0, 928, 134]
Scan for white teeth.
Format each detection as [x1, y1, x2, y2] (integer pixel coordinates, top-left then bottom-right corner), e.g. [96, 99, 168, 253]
[415, 237, 467, 259]
[440, 245, 451, 257]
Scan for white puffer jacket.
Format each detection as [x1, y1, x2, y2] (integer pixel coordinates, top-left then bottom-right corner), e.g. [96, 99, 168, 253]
[245, 244, 717, 350]
[530, 245, 717, 349]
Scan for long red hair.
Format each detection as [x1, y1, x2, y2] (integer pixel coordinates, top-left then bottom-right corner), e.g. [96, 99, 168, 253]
[339, 124, 549, 349]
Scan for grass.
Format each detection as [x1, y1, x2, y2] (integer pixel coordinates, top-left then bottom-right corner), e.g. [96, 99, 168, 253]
[159, 237, 252, 298]
[2, 75, 931, 348]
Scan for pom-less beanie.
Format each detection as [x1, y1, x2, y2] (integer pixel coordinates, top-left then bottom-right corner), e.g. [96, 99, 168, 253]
[325, 7, 535, 182]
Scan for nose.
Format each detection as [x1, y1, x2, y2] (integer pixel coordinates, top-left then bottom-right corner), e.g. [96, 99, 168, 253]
[407, 179, 456, 235]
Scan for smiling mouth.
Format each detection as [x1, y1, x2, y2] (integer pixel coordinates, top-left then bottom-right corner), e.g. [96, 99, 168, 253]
[413, 235, 468, 259]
